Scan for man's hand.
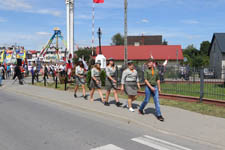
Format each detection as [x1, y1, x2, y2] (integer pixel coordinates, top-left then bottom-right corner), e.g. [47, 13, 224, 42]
[158, 88, 161, 94]
[150, 87, 155, 93]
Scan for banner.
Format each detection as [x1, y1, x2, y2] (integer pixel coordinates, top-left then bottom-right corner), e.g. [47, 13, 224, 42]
[0, 50, 5, 63]
[93, 0, 104, 3]
[16, 49, 26, 60]
[5, 50, 13, 63]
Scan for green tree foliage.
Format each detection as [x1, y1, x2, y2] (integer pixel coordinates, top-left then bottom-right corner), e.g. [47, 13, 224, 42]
[111, 33, 124, 45]
[183, 41, 210, 67]
[162, 39, 168, 45]
[200, 41, 210, 56]
[73, 47, 94, 65]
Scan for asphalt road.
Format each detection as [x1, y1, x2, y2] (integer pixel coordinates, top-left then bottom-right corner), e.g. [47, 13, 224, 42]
[0, 85, 220, 150]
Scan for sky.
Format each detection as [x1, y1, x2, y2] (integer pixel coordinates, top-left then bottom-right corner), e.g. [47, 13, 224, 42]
[0, 0, 225, 50]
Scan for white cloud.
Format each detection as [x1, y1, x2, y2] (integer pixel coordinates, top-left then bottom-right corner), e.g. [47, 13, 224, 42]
[77, 14, 92, 20]
[0, 0, 62, 17]
[0, 0, 32, 10]
[181, 19, 200, 24]
[0, 17, 7, 22]
[36, 32, 52, 36]
[36, 9, 62, 17]
[141, 19, 149, 23]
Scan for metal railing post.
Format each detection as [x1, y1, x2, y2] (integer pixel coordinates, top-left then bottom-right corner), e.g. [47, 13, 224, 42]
[32, 75, 34, 85]
[64, 74, 67, 91]
[44, 76, 46, 87]
[200, 68, 204, 102]
[55, 76, 58, 89]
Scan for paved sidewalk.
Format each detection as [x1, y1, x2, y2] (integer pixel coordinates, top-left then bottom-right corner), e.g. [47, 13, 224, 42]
[2, 82, 225, 149]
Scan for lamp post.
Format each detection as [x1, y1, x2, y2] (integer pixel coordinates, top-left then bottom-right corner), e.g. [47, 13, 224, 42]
[97, 27, 102, 54]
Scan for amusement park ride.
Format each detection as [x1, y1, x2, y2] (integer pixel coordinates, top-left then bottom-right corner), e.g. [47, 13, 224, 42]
[39, 0, 75, 63]
[39, 27, 67, 62]
[38, 0, 106, 68]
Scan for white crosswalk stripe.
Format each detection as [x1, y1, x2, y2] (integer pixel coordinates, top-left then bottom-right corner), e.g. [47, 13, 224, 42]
[132, 135, 192, 150]
[90, 144, 125, 150]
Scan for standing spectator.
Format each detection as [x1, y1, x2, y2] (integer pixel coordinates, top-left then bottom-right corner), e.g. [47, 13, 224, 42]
[10, 64, 14, 77]
[13, 63, 23, 85]
[43, 63, 49, 79]
[121, 61, 141, 112]
[0, 63, 4, 86]
[104, 58, 122, 107]
[31, 62, 37, 84]
[74, 61, 87, 99]
[66, 60, 72, 80]
[6, 64, 11, 79]
[138, 59, 164, 121]
[89, 61, 105, 102]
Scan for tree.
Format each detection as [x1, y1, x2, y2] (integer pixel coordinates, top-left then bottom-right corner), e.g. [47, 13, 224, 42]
[111, 33, 124, 45]
[183, 43, 210, 68]
[73, 47, 93, 65]
[200, 41, 210, 56]
[183, 45, 201, 67]
[162, 39, 168, 45]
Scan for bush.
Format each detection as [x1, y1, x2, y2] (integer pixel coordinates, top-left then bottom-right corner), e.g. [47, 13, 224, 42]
[86, 69, 106, 87]
[100, 70, 106, 86]
[86, 70, 91, 88]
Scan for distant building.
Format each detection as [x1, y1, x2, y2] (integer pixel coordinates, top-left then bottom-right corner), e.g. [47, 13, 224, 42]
[96, 45, 183, 67]
[209, 33, 225, 79]
[127, 35, 162, 46]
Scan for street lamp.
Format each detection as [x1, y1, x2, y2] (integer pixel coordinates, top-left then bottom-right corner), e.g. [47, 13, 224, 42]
[97, 27, 102, 54]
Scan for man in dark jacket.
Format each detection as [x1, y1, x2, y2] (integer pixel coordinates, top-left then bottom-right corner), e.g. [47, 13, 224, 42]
[13, 64, 23, 85]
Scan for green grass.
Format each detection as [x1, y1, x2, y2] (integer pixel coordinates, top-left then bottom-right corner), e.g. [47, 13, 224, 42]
[159, 82, 225, 101]
[32, 82, 225, 119]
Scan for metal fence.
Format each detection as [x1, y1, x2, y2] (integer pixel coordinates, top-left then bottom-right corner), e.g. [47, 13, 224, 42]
[117, 65, 225, 101]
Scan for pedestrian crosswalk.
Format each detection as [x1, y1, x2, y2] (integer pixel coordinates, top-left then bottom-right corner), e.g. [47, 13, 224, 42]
[91, 135, 192, 150]
[91, 144, 125, 150]
[132, 135, 192, 150]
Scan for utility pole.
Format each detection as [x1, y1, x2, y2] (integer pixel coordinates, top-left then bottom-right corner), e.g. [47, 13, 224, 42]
[124, 0, 128, 65]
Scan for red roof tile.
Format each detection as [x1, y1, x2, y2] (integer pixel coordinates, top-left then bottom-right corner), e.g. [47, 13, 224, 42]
[96, 45, 183, 61]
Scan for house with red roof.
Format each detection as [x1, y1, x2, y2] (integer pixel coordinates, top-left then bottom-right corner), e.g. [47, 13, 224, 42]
[96, 45, 183, 66]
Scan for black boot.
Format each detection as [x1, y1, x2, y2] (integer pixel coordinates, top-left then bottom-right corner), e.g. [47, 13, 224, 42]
[116, 102, 123, 107]
[74, 93, 77, 98]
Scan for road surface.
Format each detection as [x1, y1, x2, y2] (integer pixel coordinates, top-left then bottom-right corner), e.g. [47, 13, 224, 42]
[0, 82, 222, 150]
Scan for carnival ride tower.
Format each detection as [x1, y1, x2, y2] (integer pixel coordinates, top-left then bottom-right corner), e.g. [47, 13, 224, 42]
[39, 27, 67, 62]
[65, 0, 74, 59]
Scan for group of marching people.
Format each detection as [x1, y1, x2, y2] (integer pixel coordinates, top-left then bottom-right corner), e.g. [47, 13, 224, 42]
[74, 57, 164, 122]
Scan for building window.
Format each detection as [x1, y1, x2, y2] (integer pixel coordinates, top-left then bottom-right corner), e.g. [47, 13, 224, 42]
[134, 42, 140, 46]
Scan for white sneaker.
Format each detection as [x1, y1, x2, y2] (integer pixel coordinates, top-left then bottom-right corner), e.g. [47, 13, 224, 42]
[129, 108, 135, 112]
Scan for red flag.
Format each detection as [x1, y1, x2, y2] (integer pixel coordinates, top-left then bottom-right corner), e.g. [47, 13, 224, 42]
[93, 0, 104, 3]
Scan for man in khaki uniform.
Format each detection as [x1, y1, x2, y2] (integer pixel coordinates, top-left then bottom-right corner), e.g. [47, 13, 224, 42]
[139, 59, 164, 121]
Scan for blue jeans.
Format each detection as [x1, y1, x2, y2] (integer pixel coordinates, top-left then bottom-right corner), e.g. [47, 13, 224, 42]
[139, 86, 162, 117]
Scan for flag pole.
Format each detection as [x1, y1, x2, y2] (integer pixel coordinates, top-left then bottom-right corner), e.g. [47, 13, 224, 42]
[92, 2, 95, 56]
[124, 0, 128, 65]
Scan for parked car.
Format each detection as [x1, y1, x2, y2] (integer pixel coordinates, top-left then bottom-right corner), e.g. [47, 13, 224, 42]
[203, 68, 215, 79]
